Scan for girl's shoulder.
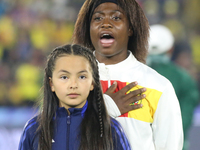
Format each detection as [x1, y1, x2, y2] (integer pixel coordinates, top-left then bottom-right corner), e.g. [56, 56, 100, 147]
[24, 115, 38, 127]
[110, 118, 131, 150]
[110, 118, 126, 136]
[22, 115, 39, 136]
[110, 118, 121, 128]
[18, 116, 39, 150]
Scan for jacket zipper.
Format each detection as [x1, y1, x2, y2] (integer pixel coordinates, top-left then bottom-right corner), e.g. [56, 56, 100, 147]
[66, 115, 70, 150]
[105, 66, 111, 88]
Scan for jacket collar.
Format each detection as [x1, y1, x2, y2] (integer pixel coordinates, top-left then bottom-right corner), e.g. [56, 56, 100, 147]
[94, 51, 138, 71]
[56, 101, 88, 117]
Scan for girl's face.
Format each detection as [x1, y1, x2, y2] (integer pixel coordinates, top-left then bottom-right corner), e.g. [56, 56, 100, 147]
[50, 55, 94, 109]
[90, 2, 132, 65]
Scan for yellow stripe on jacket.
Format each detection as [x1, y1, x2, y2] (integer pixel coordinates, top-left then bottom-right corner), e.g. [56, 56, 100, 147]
[126, 83, 162, 123]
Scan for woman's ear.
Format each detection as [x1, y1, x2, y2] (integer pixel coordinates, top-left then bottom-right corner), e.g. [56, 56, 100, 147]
[128, 28, 133, 37]
[49, 77, 55, 92]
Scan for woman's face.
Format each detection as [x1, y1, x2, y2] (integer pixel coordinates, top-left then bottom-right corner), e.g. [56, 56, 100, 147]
[90, 2, 132, 65]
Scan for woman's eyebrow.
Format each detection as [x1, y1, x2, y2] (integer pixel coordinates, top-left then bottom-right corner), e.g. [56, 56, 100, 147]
[93, 10, 122, 15]
[93, 11, 103, 14]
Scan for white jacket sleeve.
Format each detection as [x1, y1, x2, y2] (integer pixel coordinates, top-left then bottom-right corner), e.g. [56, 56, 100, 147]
[103, 94, 121, 118]
[152, 81, 183, 150]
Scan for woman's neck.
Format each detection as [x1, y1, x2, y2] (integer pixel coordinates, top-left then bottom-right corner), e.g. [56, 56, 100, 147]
[95, 51, 129, 65]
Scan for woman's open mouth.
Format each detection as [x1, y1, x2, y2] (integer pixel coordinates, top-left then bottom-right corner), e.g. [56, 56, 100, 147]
[100, 33, 115, 47]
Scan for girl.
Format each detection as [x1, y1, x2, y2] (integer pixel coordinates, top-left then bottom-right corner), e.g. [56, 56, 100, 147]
[73, 0, 183, 149]
[18, 44, 131, 150]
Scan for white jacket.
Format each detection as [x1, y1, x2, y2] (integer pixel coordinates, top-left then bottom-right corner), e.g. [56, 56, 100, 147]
[97, 51, 183, 150]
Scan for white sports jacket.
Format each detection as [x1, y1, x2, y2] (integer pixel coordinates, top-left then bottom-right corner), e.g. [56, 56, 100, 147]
[97, 51, 183, 150]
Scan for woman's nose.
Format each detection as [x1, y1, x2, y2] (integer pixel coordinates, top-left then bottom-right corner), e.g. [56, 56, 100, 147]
[101, 18, 112, 29]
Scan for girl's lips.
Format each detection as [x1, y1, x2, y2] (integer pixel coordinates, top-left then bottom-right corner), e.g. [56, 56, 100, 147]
[100, 38, 115, 47]
[67, 94, 79, 98]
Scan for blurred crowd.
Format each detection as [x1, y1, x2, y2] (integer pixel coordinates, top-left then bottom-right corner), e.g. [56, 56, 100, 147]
[0, 0, 200, 107]
[0, 0, 78, 106]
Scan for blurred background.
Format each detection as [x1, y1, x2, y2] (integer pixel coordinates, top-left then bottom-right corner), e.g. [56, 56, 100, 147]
[0, 0, 199, 149]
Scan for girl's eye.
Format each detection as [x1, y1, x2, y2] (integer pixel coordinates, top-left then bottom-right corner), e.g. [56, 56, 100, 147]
[61, 76, 68, 80]
[79, 75, 86, 79]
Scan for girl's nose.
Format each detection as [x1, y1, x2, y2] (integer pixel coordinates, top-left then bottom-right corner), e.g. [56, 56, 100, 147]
[69, 79, 78, 89]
